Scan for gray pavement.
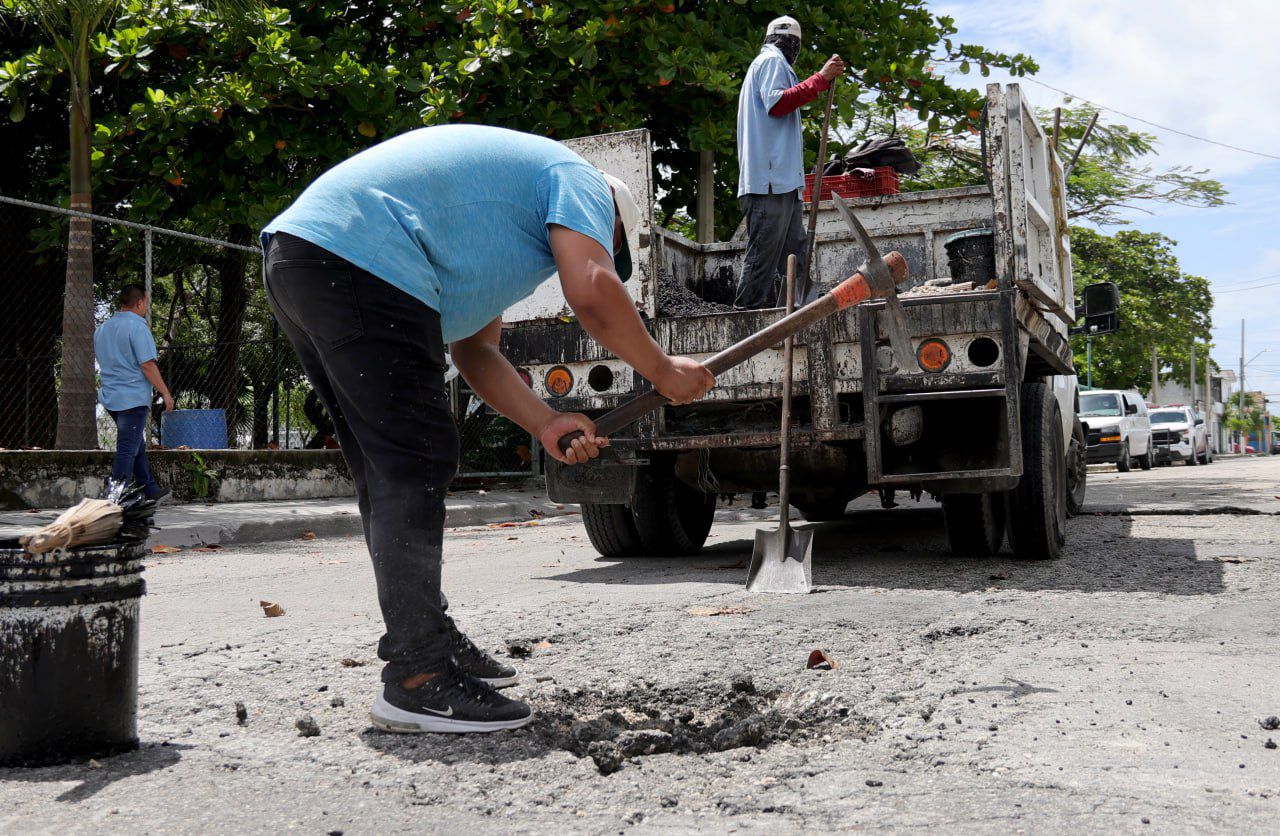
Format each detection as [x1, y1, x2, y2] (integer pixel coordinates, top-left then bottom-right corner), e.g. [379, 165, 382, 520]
[0, 488, 572, 549]
[3, 457, 1279, 832]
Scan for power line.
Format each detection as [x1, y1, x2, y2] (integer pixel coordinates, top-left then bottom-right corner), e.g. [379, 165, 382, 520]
[1216, 280, 1280, 294]
[1022, 78, 1280, 162]
[1210, 272, 1280, 289]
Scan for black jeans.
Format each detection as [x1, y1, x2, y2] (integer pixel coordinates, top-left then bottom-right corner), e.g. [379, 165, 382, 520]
[263, 232, 459, 683]
[109, 405, 161, 497]
[733, 190, 809, 309]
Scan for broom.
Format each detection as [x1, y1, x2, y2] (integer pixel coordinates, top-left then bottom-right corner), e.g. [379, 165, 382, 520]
[18, 478, 159, 555]
[20, 497, 123, 555]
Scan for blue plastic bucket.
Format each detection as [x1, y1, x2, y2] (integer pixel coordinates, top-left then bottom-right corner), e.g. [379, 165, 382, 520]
[161, 408, 228, 449]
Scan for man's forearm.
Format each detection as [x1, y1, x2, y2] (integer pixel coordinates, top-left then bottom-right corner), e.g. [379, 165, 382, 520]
[566, 271, 669, 384]
[141, 361, 170, 398]
[450, 338, 556, 436]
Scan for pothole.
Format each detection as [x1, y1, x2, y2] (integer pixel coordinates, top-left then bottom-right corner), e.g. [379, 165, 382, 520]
[528, 676, 876, 774]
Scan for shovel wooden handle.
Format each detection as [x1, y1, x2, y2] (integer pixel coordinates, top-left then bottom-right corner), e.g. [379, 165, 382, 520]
[555, 251, 908, 456]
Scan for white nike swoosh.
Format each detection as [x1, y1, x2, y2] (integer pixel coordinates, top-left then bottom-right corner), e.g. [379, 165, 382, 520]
[421, 704, 453, 717]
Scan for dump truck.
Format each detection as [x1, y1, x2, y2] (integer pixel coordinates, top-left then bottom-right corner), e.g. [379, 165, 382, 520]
[501, 84, 1116, 560]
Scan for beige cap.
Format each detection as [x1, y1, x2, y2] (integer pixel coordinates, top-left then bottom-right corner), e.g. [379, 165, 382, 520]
[599, 170, 639, 281]
[767, 15, 801, 40]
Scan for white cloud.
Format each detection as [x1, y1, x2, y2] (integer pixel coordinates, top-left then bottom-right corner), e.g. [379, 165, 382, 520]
[938, 0, 1280, 176]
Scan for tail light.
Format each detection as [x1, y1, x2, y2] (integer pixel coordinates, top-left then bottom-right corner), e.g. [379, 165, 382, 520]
[916, 338, 951, 373]
[544, 366, 574, 397]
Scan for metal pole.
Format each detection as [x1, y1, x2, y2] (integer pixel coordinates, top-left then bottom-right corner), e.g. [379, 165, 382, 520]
[1240, 319, 1246, 451]
[24, 359, 31, 447]
[284, 382, 292, 450]
[143, 228, 153, 328]
[1065, 110, 1100, 178]
[1190, 344, 1197, 410]
[696, 149, 715, 244]
[1086, 337, 1093, 388]
[1206, 348, 1213, 452]
[271, 317, 281, 447]
[1151, 346, 1159, 402]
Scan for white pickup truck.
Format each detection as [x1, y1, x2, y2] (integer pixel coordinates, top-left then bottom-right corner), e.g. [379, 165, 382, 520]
[502, 84, 1117, 560]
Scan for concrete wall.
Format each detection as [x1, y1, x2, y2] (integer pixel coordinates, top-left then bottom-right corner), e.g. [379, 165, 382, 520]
[0, 450, 354, 510]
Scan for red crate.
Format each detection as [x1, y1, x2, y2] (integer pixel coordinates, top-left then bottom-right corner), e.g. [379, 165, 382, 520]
[803, 166, 900, 202]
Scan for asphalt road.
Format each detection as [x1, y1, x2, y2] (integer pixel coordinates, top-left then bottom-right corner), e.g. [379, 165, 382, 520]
[4, 457, 1279, 833]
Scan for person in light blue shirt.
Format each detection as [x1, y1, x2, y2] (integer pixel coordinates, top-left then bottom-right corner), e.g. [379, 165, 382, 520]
[94, 284, 173, 500]
[734, 15, 844, 309]
[260, 124, 715, 734]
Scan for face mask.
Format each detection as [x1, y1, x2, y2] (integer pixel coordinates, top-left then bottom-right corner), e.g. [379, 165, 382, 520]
[765, 34, 800, 65]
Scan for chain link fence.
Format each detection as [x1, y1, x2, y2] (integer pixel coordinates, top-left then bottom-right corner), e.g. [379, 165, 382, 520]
[0, 195, 532, 478]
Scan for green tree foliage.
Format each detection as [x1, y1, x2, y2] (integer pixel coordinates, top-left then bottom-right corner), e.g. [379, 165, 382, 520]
[861, 104, 1227, 226]
[3, 0, 1035, 240]
[1070, 227, 1213, 394]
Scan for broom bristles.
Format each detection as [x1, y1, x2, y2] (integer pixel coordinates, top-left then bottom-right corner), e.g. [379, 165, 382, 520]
[20, 498, 124, 555]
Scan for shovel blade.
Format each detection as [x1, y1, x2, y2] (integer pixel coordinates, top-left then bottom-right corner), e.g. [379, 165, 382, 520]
[745, 526, 814, 594]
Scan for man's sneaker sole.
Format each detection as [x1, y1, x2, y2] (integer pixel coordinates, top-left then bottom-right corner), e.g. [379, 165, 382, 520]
[369, 693, 533, 734]
[478, 670, 520, 689]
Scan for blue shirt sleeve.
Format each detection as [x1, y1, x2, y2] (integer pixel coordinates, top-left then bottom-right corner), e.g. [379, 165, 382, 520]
[756, 54, 792, 112]
[541, 162, 615, 255]
[129, 319, 158, 366]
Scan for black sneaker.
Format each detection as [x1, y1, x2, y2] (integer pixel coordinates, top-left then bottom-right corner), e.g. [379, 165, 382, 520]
[146, 486, 173, 504]
[370, 664, 533, 734]
[445, 615, 520, 688]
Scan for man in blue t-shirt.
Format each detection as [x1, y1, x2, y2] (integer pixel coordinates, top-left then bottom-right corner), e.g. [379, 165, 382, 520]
[261, 124, 715, 734]
[94, 284, 174, 501]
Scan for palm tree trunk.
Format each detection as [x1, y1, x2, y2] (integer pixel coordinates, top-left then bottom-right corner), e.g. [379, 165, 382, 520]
[53, 48, 99, 449]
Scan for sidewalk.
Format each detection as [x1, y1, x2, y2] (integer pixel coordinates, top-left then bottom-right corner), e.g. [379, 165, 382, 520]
[0, 488, 574, 549]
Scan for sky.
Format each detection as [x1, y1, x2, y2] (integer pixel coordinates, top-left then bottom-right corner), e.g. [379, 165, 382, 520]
[933, 0, 1280, 412]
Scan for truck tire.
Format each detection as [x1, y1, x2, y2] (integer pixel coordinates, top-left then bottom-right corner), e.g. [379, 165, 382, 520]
[1116, 441, 1131, 472]
[793, 495, 850, 522]
[1138, 445, 1153, 470]
[1066, 418, 1087, 516]
[1200, 446, 1212, 465]
[942, 493, 1005, 555]
[1006, 382, 1067, 560]
[630, 455, 716, 556]
[581, 502, 645, 557]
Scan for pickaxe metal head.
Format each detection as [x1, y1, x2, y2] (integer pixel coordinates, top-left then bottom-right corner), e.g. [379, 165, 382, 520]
[831, 193, 917, 372]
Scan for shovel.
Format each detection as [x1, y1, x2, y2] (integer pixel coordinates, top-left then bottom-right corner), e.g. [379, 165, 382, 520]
[746, 254, 814, 594]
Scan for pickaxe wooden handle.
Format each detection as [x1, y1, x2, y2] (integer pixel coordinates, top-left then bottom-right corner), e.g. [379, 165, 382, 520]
[556, 252, 909, 455]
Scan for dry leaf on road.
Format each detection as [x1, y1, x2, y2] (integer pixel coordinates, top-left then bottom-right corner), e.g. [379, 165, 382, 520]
[299, 530, 317, 540]
[806, 649, 840, 670]
[151, 544, 182, 554]
[259, 600, 286, 617]
[340, 658, 366, 667]
[688, 605, 756, 617]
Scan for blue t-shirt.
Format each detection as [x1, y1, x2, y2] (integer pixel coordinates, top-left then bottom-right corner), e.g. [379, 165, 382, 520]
[737, 44, 804, 197]
[94, 311, 158, 411]
[262, 125, 616, 343]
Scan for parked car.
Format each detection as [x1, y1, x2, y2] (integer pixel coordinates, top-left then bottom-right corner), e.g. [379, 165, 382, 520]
[1148, 405, 1211, 466]
[1080, 389, 1153, 471]
[1234, 442, 1256, 454]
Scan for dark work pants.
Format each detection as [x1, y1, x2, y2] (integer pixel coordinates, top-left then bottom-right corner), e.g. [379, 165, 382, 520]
[263, 233, 459, 683]
[733, 190, 809, 309]
[109, 405, 161, 496]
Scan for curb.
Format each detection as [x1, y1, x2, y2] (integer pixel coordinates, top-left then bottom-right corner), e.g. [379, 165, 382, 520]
[143, 501, 567, 549]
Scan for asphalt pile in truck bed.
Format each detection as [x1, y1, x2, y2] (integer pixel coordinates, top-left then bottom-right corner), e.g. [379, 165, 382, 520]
[657, 268, 735, 317]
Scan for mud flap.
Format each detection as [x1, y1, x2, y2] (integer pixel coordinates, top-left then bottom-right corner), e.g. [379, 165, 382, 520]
[544, 452, 639, 504]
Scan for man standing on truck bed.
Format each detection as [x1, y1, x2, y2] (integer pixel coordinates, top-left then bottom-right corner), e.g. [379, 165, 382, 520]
[734, 15, 844, 310]
[261, 125, 715, 735]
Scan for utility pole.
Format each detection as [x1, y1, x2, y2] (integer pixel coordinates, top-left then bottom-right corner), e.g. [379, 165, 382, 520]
[1085, 337, 1093, 387]
[1239, 319, 1247, 452]
[1190, 345, 1197, 410]
[1151, 346, 1159, 402]
[1205, 348, 1213, 452]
